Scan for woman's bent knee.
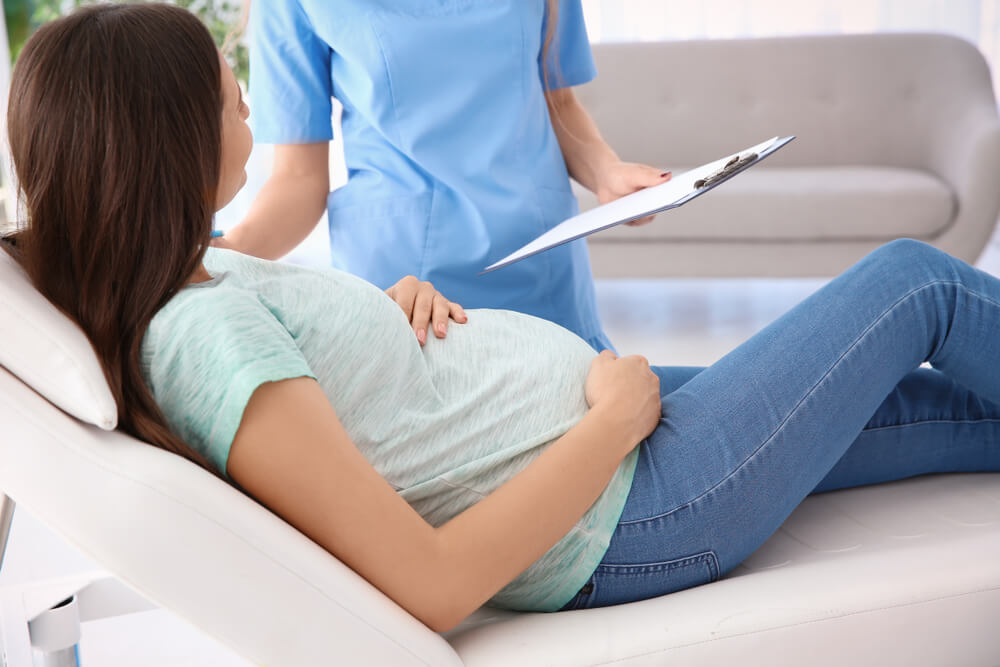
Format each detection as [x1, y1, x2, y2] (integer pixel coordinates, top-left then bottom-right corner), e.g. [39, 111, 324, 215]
[861, 239, 957, 285]
[871, 238, 950, 270]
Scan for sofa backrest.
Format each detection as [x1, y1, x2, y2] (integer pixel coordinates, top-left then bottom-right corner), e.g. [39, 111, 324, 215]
[574, 32, 996, 170]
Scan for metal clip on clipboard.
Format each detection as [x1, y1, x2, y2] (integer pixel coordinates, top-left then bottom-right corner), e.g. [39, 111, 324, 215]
[694, 152, 759, 190]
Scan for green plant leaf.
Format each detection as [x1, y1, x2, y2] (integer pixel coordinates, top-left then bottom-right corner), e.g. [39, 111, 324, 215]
[5, 0, 249, 83]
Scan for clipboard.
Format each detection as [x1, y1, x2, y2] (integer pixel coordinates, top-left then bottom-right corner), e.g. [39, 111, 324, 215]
[481, 135, 795, 274]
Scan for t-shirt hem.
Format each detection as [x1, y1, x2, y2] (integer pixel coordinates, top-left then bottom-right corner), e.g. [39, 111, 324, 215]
[489, 447, 640, 612]
[538, 448, 639, 611]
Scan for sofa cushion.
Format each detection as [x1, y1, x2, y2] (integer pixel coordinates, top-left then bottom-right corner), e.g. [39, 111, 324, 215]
[577, 166, 955, 243]
[0, 248, 118, 429]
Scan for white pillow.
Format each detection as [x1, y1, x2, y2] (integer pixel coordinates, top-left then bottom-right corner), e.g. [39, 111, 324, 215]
[0, 247, 118, 429]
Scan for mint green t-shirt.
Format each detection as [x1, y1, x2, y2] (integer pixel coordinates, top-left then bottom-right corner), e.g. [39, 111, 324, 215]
[141, 248, 638, 612]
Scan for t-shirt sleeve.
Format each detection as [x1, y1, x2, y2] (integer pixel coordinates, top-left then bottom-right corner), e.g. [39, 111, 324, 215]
[143, 290, 316, 478]
[538, 0, 597, 90]
[248, 0, 335, 143]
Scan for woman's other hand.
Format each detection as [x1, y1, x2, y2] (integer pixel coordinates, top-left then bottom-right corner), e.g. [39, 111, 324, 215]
[584, 350, 661, 444]
[385, 275, 468, 345]
[597, 162, 671, 227]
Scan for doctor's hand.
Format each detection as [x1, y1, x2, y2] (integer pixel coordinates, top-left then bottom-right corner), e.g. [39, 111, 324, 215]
[596, 161, 672, 227]
[385, 276, 468, 346]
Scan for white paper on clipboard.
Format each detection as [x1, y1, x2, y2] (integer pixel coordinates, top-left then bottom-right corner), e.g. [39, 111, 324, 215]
[481, 135, 795, 274]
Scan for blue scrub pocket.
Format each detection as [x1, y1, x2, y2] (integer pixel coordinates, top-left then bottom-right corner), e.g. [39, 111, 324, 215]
[326, 192, 434, 287]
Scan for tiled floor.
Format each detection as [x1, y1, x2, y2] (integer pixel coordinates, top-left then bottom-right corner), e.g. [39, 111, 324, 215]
[4, 232, 1000, 665]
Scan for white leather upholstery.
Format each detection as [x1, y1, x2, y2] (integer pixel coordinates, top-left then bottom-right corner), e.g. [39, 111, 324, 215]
[448, 474, 1000, 665]
[2, 361, 998, 665]
[0, 249, 117, 429]
[0, 366, 461, 667]
[574, 33, 1000, 277]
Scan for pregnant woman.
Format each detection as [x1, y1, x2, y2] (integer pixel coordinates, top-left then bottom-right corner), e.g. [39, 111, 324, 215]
[5, 3, 998, 633]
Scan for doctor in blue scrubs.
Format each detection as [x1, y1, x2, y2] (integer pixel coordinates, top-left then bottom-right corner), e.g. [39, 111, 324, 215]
[222, 0, 670, 351]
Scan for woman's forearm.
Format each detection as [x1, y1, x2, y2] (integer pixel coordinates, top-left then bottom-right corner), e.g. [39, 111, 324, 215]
[427, 404, 641, 631]
[229, 367, 655, 633]
[546, 87, 618, 194]
[223, 143, 330, 260]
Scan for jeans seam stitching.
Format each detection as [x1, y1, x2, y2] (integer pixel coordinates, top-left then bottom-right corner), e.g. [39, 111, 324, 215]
[863, 417, 1000, 432]
[618, 278, 960, 526]
[595, 552, 716, 573]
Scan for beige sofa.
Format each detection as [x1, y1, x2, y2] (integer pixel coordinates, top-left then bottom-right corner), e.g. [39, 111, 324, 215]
[573, 33, 1000, 277]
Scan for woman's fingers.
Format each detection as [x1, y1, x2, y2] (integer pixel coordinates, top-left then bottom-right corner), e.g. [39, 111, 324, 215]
[432, 300, 468, 338]
[430, 294, 452, 338]
[387, 276, 467, 345]
[387, 275, 419, 320]
[411, 282, 436, 344]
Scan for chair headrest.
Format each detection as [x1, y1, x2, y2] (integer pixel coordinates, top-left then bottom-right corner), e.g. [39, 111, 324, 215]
[0, 247, 117, 429]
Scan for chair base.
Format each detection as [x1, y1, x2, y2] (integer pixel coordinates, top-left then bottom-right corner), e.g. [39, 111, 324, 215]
[0, 572, 155, 667]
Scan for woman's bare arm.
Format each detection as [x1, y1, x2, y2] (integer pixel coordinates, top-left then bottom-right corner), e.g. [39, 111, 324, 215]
[221, 143, 330, 259]
[227, 354, 658, 632]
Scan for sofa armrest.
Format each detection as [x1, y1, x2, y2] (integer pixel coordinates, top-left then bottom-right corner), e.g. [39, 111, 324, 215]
[924, 103, 1000, 260]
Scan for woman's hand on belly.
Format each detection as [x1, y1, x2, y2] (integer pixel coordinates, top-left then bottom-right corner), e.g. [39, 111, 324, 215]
[385, 275, 468, 345]
[585, 350, 662, 448]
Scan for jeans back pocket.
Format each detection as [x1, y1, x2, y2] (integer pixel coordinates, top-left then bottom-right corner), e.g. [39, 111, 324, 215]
[562, 550, 720, 610]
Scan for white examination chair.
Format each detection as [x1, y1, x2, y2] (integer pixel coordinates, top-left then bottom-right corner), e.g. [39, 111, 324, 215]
[1, 250, 999, 666]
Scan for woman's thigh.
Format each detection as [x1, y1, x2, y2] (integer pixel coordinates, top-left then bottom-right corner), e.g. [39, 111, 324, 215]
[560, 241, 1000, 610]
[651, 365, 704, 394]
[562, 367, 1000, 610]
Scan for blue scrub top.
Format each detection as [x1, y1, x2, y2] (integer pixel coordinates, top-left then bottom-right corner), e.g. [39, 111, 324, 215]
[249, 0, 612, 350]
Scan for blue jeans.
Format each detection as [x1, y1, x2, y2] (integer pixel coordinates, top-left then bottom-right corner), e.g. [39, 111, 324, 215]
[560, 240, 1000, 610]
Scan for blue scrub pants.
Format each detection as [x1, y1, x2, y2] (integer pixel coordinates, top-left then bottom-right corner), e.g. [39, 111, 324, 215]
[560, 239, 1000, 610]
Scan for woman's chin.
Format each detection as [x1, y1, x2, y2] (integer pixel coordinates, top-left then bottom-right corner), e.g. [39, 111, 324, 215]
[215, 172, 248, 211]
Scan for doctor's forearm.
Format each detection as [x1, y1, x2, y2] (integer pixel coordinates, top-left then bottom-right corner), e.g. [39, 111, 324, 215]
[546, 87, 619, 194]
[226, 173, 328, 260]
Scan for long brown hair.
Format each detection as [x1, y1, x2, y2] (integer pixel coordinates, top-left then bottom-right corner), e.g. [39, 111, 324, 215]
[5, 3, 223, 475]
